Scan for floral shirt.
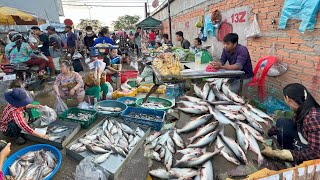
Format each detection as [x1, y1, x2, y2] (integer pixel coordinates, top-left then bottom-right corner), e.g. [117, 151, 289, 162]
[5, 42, 33, 63]
[54, 71, 84, 93]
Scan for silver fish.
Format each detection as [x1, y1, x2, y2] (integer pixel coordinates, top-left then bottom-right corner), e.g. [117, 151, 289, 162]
[112, 145, 127, 157]
[175, 150, 220, 168]
[129, 135, 141, 149]
[154, 144, 162, 152]
[102, 119, 109, 131]
[169, 168, 200, 179]
[207, 88, 215, 102]
[216, 105, 242, 112]
[199, 161, 214, 180]
[172, 130, 185, 149]
[177, 151, 204, 163]
[179, 95, 209, 106]
[209, 106, 235, 127]
[107, 120, 114, 132]
[146, 132, 162, 143]
[51, 127, 68, 133]
[177, 106, 208, 114]
[238, 122, 264, 142]
[164, 147, 173, 170]
[212, 85, 230, 101]
[246, 108, 270, 126]
[159, 147, 166, 159]
[20, 151, 35, 161]
[48, 136, 63, 141]
[245, 130, 264, 165]
[135, 127, 145, 137]
[219, 133, 247, 164]
[241, 107, 264, 134]
[193, 83, 204, 99]
[166, 137, 175, 153]
[74, 146, 86, 152]
[86, 145, 109, 154]
[216, 136, 240, 165]
[188, 130, 219, 148]
[188, 121, 219, 143]
[177, 148, 205, 155]
[128, 134, 134, 142]
[111, 126, 118, 135]
[119, 138, 129, 148]
[150, 151, 161, 161]
[149, 169, 175, 179]
[177, 101, 203, 108]
[105, 131, 115, 144]
[203, 82, 210, 100]
[208, 101, 236, 105]
[84, 134, 97, 141]
[222, 83, 245, 104]
[176, 114, 212, 134]
[120, 123, 135, 134]
[247, 104, 273, 121]
[235, 124, 249, 153]
[158, 131, 170, 145]
[219, 110, 246, 121]
[9, 160, 19, 177]
[79, 138, 92, 145]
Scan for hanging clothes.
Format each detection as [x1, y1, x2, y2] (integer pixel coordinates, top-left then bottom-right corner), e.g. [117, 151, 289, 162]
[278, 0, 320, 33]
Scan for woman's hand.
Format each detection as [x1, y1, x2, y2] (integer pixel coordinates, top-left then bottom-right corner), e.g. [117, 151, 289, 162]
[70, 88, 76, 96]
[0, 143, 11, 159]
[40, 134, 49, 140]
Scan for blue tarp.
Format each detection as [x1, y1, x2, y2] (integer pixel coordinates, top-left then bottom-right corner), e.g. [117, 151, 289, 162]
[278, 0, 320, 33]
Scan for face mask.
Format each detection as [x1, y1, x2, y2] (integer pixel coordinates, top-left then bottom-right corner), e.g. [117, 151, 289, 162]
[87, 31, 93, 35]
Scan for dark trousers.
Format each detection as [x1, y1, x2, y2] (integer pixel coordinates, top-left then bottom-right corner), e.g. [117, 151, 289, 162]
[275, 118, 308, 150]
[4, 121, 22, 138]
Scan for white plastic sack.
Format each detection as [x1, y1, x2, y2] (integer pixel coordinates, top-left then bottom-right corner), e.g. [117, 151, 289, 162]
[28, 32, 38, 44]
[246, 14, 262, 38]
[75, 157, 109, 180]
[72, 51, 83, 60]
[93, 60, 106, 79]
[54, 96, 68, 114]
[39, 106, 57, 126]
[267, 43, 288, 77]
[106, 82, 113, 99]
[78, 101, 91, 110]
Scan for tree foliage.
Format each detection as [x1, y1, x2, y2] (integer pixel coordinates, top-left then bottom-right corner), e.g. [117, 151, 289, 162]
[112, 15, 140, 31]
[77, 19, 103, 32]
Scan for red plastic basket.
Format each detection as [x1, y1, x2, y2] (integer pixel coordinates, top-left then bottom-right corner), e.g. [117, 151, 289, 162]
[122, 70, 138, 79]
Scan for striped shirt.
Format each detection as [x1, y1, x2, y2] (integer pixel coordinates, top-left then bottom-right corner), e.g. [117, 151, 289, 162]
[0, 103, 33, 134]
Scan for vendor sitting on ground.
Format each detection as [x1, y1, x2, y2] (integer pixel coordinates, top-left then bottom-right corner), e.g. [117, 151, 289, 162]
[210, 33, 253, 93]
[137, 61, 154, 84]
[155, 42, 162, 49]
[190, 37, 202, 53]
[0, 88, 48, 144]
[104, 49, 121, 89]
[84, 70, 109, 100]
[262, 83, 320, 164]
[53, 60, 85, 103]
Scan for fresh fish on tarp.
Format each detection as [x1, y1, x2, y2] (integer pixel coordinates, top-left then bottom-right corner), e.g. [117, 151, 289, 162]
[177, 106, 208, 114]
[194, 160, 214, 180]
[50, 127, 68, 133]
[188, 130, 219, 148]
[120, 123, 135, 134]
[209, 106, 235, 127]
[175, 150, 221, 168]
[149, 169, 176, 179]
[203, 82, 210, 100]
[241, 107, 264, 134]
[169, 168, 200, 179]
[208, 100, 236, 105]
[172, 130, 185, 149]
[211, 78, 223, 90]
[207, 89, 215, 102]
[247, 104, 273, 121]
[219, 133, 248, 164]
[176, 101, 203, 108]
[212, 85, 231, 101]
[193, 83, 204, 99]
[216, 105, 242, 112]
[164, 147, 173, 170]
[48, 135, 64, 141]
[221, 83, 245, 104]
[245, 130, 264, 165]
[111, 145, 127, 157]
[150, 151, 161, 161]
[102, 120, 109, 131]
[136, 127, 145, 137]
[74, 146, 86, 153]
[93, 152, 112, 164]
[188, 121, 219, 143]
[166, 136, 176, 153]
[239, 122, 265, 143]
[235, 124, 249, 153]
[129, 135, 141, 149]
[177, 151, 204, 163]
[177, 148, 205, 155]
[244, 107, 270, 126]
[179, 95, 209, 106]
[176, 114, 213, 134]
[86, 145, 109, 154]
[216, 136, 241, 165]
[84, 134, 97, 141]
[107, 120, 114, 132]
[219, 110, 246, 121]
[159, 147, 166, 159]
[79, 138, 91, 145]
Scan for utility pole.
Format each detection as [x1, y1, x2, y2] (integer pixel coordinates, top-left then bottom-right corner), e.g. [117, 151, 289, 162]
[168, 0, 172, 39]
[144, 3, 148, 18]
[84, 4, 92, 20]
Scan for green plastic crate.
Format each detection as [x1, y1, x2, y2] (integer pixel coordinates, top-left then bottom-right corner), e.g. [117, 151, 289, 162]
[59, 108, 97, 128]
[30, 101, 40, 120]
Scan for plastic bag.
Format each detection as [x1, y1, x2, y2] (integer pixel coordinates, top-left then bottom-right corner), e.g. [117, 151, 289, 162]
[246, 14, 262, 38]
[106, 82, 114, 99]
[174, 49, 186, 61]
[267, 43, 288, 77]
[72, 51, 83, 60]
[39, 106, 57, 126]
[75, 157, 109, 180]
[28, 32, 38, 44]
[54, 96, 68, 114]
[93, 60, 106, 79]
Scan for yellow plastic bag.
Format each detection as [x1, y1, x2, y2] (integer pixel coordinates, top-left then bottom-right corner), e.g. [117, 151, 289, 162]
[137, 84, 166, 94]
[112, 88, 138, 99]
[195, 15, 204, 28]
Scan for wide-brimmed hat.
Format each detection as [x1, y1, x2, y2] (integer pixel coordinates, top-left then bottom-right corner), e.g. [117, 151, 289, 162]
[4, 88, 33, 108]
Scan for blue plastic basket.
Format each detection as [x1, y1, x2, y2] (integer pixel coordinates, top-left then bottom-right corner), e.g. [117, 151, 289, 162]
[2, 144, 62, 179]
[94, 100, 127, 117]
[121, 107, 165, 131]
[117, 96, 137, 106]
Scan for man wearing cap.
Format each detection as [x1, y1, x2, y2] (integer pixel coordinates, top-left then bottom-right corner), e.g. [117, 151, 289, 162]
[0, 88, 49, 144]
[65, 25, 78, 55]
[84, 26, 97, 56]
[47, 26, 62, 72]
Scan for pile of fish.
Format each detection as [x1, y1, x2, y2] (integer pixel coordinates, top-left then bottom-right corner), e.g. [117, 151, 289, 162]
[67, 112, 93, 121]
[9, 149, 57, 180]
[141, 101, 165, 109]
[96, 105, 122, 113]
[123, 99, 135, 105]
[69, 118, 145, 164]
[127, 112, 162, 121]
[46, 125, 69, 142]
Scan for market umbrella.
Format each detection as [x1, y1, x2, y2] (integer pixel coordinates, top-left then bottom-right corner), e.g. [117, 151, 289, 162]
[0, 6, 46, 25]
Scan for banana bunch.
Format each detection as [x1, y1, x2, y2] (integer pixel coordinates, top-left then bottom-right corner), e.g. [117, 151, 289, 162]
[152, 53, 183, 76]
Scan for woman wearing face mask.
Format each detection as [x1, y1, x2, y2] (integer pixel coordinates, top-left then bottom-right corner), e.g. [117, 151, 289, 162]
[262, 83, 320, 164]
[84, 26, 97, 56]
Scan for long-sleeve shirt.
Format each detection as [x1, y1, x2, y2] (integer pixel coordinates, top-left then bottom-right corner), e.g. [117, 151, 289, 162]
[290, 107, 320, 164]
[0, 103, 33, 134]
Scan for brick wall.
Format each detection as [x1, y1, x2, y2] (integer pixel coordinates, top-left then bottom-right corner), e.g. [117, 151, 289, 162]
[156, 0, 320, 101]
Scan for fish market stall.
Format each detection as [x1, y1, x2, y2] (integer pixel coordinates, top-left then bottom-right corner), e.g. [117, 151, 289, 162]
[22, 119, 81, 149]
[66, 117, 150, 179]
[145, 78, 276, 179]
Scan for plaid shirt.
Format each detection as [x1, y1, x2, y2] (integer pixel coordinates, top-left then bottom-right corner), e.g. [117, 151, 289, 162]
[0, 103, 33, 134]
[290, 107, 320, 163]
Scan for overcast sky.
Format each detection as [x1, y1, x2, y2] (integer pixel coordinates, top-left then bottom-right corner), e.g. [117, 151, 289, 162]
[60, 0, 163, 27]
